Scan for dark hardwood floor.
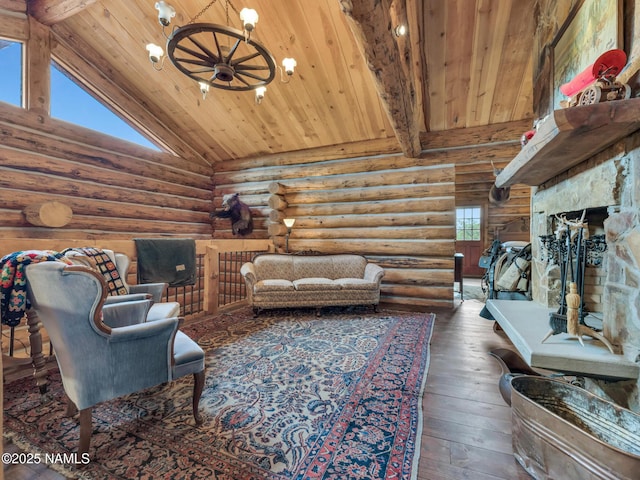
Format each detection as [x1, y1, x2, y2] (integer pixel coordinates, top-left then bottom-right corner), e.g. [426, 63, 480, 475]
[3, 296, 531, 479]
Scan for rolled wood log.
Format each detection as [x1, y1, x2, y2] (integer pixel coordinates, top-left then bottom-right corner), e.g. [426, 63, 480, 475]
[382, 268, 453, 285]
[285, 197, 454, 216]
[0, 122, 211, 187]
[291, 212, 454, 229]
[267, 223, 287, 236]
[0, 162, 212, 206]
[383, 295, 452, 308]
[289, 226, 455, 240]
[369, 255, 454, 269]
[269, 209, 285, 222]
[383, 284, 453, 300]
[214, 161, 454, 186]
[268, 194, 288, 210]
[274, 238, 454, 256]
[23, 201, 73, 227]
[268, 182, 286, 195]
[284, 183, 453, 205]
[5, 189, 210, 223]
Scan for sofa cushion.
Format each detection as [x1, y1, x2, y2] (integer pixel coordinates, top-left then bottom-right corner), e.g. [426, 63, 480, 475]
[330, 255, 368, 279]
[335, 278, 379, 291]
[293, 277, 342, 291]
[254, 255, 295, 281]
[254, 279, 295, 293]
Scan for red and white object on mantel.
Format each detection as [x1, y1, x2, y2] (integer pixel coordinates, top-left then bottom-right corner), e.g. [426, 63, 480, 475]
[559, 49, 631, 107]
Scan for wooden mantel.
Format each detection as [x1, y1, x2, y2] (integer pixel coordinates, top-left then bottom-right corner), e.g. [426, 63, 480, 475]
[496, 98, 640, 188]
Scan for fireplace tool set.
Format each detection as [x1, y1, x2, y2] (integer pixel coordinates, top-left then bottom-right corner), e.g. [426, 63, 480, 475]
[539, 212, 614, 353]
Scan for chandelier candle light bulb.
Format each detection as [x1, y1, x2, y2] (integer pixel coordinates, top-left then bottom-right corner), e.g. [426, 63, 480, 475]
[146, 0, 296, 100]
[239, 8, 259, 32]
[146, 43, 164, 66]
[154, 1, 175, 26]
[199, 81, 210, 99]
[282, 58, 297, 76]
[255, 86, 266, 104]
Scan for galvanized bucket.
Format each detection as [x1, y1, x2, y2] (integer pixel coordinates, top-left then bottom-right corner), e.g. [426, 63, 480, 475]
[511, 376, 640, 480]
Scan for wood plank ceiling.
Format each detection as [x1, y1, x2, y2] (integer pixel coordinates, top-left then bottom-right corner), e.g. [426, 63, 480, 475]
[26, 0, 535, 165]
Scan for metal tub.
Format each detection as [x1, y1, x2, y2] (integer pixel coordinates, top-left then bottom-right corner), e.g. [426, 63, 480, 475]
[510, 376, 640, 480]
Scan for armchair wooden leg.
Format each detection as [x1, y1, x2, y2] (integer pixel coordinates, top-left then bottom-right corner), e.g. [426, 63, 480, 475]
[192, 370, 205, 425]
[78, 408, 93, 455]
[66, 398, 78, 417]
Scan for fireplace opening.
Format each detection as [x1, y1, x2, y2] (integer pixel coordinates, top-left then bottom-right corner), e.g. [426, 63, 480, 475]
[536, 207, 609, 315]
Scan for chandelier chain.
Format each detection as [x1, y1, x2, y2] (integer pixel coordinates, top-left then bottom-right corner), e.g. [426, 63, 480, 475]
[189, 0, 239, 24]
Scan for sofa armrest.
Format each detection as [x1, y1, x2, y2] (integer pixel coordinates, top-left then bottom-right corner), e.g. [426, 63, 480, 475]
[364, 263, 385, 284]
[240, 262, 257, 286]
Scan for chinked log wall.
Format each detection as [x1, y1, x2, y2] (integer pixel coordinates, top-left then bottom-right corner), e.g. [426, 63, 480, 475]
[0, 106, 214, 240]
[213, 140, 457, 309]
[213, 121, 533, 308]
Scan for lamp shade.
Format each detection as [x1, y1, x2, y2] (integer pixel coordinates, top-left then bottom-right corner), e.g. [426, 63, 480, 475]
[240, 8, 259, 31]
[154, 1, 176, 26]
[146, 43, 164, 63]
[283, 218, 296, 228]
[282, 57, 297, 75]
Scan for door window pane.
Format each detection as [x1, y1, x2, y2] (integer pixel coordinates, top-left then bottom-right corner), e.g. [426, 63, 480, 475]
[456, 207, 481, 241]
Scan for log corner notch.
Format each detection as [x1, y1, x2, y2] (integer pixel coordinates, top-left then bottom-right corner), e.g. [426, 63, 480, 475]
[339, 0, 423, 158]
[23, 201, 73, 227]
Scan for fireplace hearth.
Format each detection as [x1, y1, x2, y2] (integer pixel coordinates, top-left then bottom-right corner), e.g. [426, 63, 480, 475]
[490, 132, 640, 411]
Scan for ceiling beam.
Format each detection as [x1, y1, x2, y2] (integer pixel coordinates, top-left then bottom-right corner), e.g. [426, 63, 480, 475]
[27, 0, 96, 25]
[339, 0, 422, 158]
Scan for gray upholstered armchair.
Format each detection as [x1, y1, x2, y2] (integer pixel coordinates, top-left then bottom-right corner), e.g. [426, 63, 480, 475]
[25, 262, 205, 455]
[63, 248, 180, 321]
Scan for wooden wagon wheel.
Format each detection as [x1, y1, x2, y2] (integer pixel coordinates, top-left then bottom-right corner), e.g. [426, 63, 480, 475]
[167, 23, 276, 91]
[578, 85, 601, 105]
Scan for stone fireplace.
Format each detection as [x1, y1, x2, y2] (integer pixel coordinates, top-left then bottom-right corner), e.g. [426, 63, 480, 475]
[489, 129, 640, 412]
[530, 136, 640, 367]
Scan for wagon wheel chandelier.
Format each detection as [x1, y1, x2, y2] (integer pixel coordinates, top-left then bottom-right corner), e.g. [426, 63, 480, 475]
[146, 0, 297, 103]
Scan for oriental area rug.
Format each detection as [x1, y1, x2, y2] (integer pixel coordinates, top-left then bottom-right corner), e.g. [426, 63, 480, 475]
[3, 308, 435, 480]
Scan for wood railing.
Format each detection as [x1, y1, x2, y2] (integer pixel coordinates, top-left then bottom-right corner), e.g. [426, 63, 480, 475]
[1, 239, 272, 361]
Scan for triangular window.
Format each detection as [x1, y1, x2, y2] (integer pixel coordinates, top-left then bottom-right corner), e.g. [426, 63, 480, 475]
[0, 39, 23, 107]
[50, 62, 159, 150]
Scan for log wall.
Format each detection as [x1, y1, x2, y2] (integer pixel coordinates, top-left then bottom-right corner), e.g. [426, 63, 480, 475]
[213, 143, 456, 308]
[0, 105, 214, 240]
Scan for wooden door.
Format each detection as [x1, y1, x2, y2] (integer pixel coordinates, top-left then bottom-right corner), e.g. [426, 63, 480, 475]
[455, 206, 485, 277]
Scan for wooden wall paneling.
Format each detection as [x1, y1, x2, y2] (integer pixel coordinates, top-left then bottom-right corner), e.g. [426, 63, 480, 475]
[0, 104, 211, 180]
[0, 152, 211, 205]
[0, 105, 213, 240]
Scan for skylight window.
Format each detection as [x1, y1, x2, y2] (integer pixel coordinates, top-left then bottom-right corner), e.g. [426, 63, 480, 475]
[50, 62, 159, 150]
[0, 39, 23, 107]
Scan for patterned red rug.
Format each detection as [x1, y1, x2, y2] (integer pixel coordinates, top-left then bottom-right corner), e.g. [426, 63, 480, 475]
[3, 308, 435, 479]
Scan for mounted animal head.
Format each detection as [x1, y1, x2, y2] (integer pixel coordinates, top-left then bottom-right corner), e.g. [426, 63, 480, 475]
[210, 193, 254, 236]
[489, 160, 511, 205]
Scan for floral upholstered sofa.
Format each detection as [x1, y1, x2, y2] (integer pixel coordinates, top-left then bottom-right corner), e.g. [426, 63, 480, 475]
[240, 254, 384, 315]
